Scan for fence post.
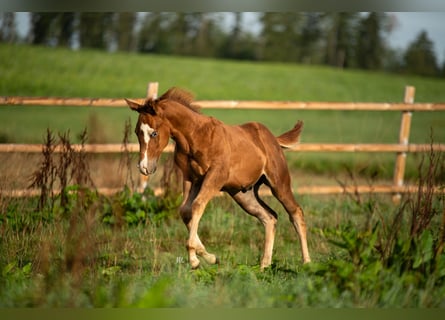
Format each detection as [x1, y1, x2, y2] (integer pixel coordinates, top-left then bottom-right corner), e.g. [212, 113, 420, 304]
[138, 82, 159, 192]
[392, 86, 415, 203]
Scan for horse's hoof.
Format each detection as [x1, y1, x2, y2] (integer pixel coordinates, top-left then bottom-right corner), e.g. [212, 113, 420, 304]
[200, 252, 218, 265]
[190, 257, 200, 269]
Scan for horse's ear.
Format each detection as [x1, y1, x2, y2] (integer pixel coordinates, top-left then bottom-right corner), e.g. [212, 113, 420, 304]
[125, 99, 144, 112]
[125, 98, 158, 115]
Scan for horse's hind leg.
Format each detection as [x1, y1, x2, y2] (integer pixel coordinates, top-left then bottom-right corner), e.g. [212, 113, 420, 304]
[285, 199, 311, 263]
[271, 182, 311, 264]
[230, 187, 278, 269]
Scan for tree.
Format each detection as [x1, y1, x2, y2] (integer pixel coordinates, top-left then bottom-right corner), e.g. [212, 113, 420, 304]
[0, 12, 17, 43]
[324, 13, 359, 68]
[161, 12, 195, 56]
[79, 13, 114, 50]
[383, 47, 404, 74]
[191, 13, 227, 58]
[138, 13, 225, 58]
[259, 13, 302, 62]
[355, 13, 386, 70]
[57, 13, 75, 47]
[138, 13, 173, 54]
[222, 12, 243, 58]
[116, 12, 136, 52]
[28, 13, 75, 47]
[30, 13, 59, 45]
[138, 12, 196, 55]
[298, 12, 323, 64]
[168, 13, 223, 57]
[219, 13, 257, 60]
[403, 30, 439, 77]
[441, 53, 445, 78]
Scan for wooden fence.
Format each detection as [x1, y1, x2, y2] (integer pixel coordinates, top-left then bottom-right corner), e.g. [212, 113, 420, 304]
[1, 82, 445, 199]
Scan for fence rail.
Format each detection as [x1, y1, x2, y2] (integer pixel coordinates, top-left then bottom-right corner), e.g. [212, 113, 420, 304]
[2, 96, 445, 111]
[1, 143, 444, 154]
[1, 82, 444, 199]
[7, 185, 443, 199]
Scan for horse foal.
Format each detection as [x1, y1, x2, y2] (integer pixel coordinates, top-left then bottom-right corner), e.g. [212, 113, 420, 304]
[126, 87, 311, 270]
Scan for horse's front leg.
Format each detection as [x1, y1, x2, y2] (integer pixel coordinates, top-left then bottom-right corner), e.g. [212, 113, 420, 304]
[181, 173, 223, 269]
[179, 180, 218, 268]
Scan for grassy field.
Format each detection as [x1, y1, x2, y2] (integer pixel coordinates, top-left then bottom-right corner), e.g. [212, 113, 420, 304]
[2, 44, 445, 101]
[1, 44, 445, 307]
[1, 170, 444, 307]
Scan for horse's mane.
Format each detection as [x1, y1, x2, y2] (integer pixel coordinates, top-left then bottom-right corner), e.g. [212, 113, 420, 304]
[158, 87, 201, 113]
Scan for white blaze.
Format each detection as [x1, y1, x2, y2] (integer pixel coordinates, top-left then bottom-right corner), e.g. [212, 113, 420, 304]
[140, 123, 154, 144]
[139, 123, 154, 173]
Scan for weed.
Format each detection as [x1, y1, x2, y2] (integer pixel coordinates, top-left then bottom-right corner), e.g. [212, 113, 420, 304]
[408, 142, 444, 239]
[28, 129, 57, 211]
[118, 118, 137, 191]
[311, 140, 445, 306]
[160, 154, 182, 197]
[28, 128, 95, 214]
[102, 186, 181, 227]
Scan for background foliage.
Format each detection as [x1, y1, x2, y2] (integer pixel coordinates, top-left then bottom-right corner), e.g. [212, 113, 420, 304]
[0, 12, 443, 78]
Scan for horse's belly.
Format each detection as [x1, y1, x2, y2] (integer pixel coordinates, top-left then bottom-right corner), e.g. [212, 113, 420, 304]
[224, 178, 258, 192]
[224, 142, 266, 189]
[225, 162, 263, 191]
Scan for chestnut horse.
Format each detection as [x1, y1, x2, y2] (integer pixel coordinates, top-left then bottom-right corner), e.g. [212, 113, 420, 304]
[125, 87, 311, 269]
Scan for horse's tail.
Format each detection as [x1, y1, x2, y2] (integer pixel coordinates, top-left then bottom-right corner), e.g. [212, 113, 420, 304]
[276, 120, 303, 149]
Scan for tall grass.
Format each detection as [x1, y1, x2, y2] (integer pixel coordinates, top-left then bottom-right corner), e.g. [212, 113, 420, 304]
[0, 127, 444, 307]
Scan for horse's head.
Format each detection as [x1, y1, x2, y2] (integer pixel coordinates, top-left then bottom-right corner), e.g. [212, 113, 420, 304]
[125, 98, 170, 175]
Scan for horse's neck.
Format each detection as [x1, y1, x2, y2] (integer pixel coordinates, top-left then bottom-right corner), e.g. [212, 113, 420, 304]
[164, 103, 207, 153]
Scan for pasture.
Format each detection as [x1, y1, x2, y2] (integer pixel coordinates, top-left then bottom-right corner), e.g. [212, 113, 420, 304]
[0, 44, 445, 307]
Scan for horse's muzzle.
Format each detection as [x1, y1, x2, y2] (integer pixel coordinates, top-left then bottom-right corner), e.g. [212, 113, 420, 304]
[137, 161, 157, 175]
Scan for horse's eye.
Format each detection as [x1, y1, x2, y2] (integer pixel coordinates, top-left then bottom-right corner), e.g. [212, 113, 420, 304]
[150, 131, 158, 138]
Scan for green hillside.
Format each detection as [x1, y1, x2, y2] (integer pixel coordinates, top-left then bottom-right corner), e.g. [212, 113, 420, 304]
[2, 43, 445, 101]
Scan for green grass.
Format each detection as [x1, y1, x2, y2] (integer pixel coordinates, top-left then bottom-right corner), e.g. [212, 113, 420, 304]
[2, 44, 445, 101]
[1, 187, 444, 307]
